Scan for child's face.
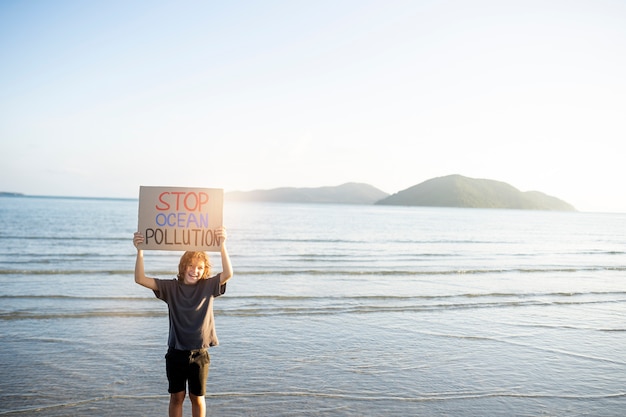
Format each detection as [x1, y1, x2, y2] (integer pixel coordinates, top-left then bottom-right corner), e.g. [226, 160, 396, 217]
[183, 258, 206, 285]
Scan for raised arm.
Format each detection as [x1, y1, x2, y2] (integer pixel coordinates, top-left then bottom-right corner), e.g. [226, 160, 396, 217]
[133, 232, 158, 291]
[217, 227, 233, 284]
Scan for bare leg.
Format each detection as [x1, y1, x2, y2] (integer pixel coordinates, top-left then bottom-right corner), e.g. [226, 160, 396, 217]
[169, 391, 186, 417]
[189, 393, 206, 417]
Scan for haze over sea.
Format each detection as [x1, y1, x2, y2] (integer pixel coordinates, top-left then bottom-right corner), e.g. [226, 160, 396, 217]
[0, 195, 625, 416]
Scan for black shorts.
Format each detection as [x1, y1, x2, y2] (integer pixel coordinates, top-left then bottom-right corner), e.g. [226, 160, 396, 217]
[165, 348, 211, 396]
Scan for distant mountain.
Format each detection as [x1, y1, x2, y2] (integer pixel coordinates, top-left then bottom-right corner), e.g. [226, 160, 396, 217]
[226, 182, 389, 205]
[376, 175, 575, 211]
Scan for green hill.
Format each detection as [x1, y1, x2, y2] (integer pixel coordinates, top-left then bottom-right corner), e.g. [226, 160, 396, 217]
[375, 175, 576, 211]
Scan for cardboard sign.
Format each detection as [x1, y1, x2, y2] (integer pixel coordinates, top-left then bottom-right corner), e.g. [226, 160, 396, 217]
[138, 186, 224, 251]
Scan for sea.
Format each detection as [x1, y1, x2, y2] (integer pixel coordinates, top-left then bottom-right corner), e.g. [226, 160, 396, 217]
[0, 195, 624, 416]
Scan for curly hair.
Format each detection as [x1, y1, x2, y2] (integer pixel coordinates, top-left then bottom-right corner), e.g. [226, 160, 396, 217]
[177, 251, 212, 281]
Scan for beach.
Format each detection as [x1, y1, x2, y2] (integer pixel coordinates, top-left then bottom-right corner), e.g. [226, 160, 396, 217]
[1, 196, 625, 416]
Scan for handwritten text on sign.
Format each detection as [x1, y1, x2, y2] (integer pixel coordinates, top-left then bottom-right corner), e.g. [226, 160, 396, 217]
[138, 186, 224, 251]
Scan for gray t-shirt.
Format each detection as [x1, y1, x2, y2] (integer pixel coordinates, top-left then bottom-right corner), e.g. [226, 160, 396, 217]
[154, 274, 226, 350]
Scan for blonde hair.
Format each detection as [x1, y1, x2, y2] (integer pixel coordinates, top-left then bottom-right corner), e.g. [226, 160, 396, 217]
[177, 251, 212, 281]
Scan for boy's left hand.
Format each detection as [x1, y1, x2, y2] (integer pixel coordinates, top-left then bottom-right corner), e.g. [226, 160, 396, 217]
[216, 227, 227, 243]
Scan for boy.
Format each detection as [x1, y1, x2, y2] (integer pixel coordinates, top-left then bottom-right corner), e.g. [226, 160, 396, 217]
[133, 227, 233, 417]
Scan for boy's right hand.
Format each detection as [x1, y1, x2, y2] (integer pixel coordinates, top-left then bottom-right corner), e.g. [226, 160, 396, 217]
[133, 232, 145, 249]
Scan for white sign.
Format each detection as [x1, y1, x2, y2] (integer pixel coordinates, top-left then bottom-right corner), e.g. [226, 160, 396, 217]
[138, 186, 223, 251]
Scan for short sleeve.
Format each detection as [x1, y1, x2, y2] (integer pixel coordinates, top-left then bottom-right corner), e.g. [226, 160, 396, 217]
[211, 273, 226, 297]
[153, 278, 175, 302]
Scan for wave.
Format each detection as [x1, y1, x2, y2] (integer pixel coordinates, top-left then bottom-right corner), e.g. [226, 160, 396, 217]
[247, 237, 551, 245]
[218, 300, 626, 319]
[0, 235, 128, 241]
[0, 294, 153, 301]
[4, 266, 623, 277]
[2, 292, 624, 321]
[0, 269, 178, 276]
[2, 390, 624, 416]
[207, 389, 626, 402]
[0, 310, 165, 320]
[0, 269, 137, 276]
[0, 394, 164, 416]
[2, 291, 625, 301]
[237, 266, 626, 276]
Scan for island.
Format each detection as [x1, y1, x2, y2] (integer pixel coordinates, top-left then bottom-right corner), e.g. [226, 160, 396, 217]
[225, 175, 575, 211]
[226, 182, 389, 205]
[375, 175, 575, 211]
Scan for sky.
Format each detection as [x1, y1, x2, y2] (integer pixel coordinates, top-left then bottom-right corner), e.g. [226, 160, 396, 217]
[1, 0, 625, 212]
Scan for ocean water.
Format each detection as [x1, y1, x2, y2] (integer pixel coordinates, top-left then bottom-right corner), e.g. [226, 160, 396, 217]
[0, 196, 624, 416]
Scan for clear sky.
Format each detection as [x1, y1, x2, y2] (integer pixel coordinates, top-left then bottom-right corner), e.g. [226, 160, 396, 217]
[1, 0, 625, 212]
